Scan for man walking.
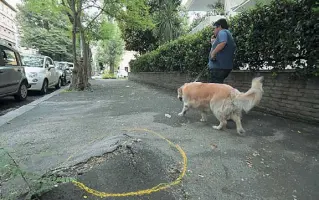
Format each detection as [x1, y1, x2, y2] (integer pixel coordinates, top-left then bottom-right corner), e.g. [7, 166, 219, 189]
[208, 18, 236, 83]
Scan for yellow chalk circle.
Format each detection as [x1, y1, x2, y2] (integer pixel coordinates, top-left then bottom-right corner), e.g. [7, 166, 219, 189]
[72, 128, 188, 197]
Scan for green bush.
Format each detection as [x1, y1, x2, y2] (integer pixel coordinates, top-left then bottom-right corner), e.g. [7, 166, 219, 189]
[130, 0, 318, 78]
[130, 28, 212, 77]
[102, 71, 116, 79]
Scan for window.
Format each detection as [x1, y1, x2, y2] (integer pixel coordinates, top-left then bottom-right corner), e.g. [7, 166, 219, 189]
[48, 58, 53, 65]
[125, 67, 128, 72]
[1, 48, 18, 66]
[45, 58, 53, 68]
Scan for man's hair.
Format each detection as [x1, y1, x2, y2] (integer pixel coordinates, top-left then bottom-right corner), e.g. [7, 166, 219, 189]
[213, 18, 229, 29]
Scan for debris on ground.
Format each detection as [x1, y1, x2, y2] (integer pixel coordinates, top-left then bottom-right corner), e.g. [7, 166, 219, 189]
[252, 151, 260, 157]
[246, 156, 253, 168]
[211, 143, 218, 150]
[165, 114, 171, 118]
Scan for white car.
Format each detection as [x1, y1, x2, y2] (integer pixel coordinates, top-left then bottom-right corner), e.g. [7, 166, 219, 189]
[117, 70, 128, 78]
[21, 54, 62, 94]
[54, 61, 73, 85]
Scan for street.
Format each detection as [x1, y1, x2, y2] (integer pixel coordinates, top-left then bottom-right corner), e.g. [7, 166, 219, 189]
[0, 90, 56, 116]
[1, 79, 319, 200]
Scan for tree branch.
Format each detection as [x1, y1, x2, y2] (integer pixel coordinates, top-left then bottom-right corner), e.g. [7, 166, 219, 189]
[61, 0, 74, 23]
[82, 3, 108, 32]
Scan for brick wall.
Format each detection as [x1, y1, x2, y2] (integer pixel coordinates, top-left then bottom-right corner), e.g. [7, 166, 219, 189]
[129, 71, 319, 124]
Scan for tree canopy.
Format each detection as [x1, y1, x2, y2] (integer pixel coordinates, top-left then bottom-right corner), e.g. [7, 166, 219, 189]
[17, 0, 73, 61]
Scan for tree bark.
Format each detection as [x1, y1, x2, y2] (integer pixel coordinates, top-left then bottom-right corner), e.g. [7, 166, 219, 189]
[69, 0, 79, 90]
[87, 43, 92, 79]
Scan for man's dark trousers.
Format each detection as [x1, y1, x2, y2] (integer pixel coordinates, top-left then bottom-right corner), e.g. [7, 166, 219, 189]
[209, 68, 231, 83]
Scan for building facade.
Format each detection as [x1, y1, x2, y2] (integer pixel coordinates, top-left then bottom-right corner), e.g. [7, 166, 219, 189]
[184, 0, 266, 33]
[0, 0, 17, 47]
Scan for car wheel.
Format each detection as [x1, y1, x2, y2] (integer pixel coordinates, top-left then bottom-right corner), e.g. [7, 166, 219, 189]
[55, 77, 61, 89]
[14, 81, 28, 101]
[40, 79, 48, 95]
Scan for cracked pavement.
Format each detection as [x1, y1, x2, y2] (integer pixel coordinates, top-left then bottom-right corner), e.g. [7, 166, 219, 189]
[0, 79, 319, 200]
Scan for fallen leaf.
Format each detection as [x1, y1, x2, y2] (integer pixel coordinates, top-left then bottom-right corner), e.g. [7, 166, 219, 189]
[165, 114, 171, 118]
[211, 143, 218, 150]
[198, 174, 204, 178]
[252, 151, 260, 157]
[83, 196, 88, 199]
[246, 156, 253, 168]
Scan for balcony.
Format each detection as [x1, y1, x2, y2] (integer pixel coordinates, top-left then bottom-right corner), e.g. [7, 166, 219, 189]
[185, 0, 268, 33]
[185, 0, 221, 11]
[189, 15, 224, 34]
[184, 0, 258, 14]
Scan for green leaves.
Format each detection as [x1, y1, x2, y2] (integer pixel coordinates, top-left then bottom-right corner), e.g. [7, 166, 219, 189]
[17, 0, 73, 61]
[96, 21, 125, 73]
[120, 0, 188, 54]
[131, 0, 318, 78]
[130, 26, 211, 76]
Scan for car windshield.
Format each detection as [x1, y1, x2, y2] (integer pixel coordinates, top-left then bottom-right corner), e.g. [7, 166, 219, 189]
[21, 55, 44, 68]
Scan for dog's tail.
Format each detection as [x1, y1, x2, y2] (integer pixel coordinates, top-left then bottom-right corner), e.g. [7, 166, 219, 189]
[234, 76, 264, 113]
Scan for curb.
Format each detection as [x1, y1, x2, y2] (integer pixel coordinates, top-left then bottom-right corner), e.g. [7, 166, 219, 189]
[0, 87, 66, 127]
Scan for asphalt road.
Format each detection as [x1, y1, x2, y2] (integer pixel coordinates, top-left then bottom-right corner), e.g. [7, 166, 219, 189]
[1, 79, 319, 200]
[0, 88, 62, 116]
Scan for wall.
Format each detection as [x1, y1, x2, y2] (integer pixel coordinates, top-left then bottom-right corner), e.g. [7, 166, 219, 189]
[118, 51, 137, 72]
[0, 0, 17, 46]
[129, 71, 319, 124]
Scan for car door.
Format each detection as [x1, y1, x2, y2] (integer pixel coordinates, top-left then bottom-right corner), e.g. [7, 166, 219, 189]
[67, 63, 73, 81]
[44, 57, 55, 86]
[47, 57, 58, 85]
[0, 47, 23, 95]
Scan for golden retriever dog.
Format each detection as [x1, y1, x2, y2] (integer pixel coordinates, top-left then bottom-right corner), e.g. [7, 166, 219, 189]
[177, 77, 264, 135]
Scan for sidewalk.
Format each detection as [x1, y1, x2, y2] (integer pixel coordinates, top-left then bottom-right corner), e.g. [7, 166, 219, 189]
[0, 79, 319, 200]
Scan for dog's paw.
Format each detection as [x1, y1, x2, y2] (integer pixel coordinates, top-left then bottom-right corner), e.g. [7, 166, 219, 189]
[213, 125, 221, 130]
[237, 128, 246, 136]
[178, 112, 184, 117]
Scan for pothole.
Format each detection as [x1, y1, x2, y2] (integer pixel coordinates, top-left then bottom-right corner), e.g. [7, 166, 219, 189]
[34, 138, 185, 200]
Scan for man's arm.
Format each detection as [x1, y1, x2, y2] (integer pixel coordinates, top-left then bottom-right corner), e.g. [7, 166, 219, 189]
[211, 42, 226, 58]
[211, 31, 228, 59]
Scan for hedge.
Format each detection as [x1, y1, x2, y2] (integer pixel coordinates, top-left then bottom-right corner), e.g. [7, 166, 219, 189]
[130, 0, 318, 78]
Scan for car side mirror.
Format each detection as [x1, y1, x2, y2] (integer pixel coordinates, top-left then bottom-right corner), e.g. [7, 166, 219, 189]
[48, 65, 55, 70]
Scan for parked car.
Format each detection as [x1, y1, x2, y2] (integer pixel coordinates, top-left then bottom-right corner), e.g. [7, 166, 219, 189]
[117, 69, 128, 78]
[0, 43, 30, 101]
[54, 61, 73, 85]
[21, 54, 61, 94]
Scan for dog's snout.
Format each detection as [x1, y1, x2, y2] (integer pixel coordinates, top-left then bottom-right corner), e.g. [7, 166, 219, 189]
[179, 97, 183, 101]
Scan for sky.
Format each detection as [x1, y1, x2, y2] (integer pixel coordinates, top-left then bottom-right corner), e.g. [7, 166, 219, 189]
[181, 0, 187, 5]
[8, 0, 21, 9]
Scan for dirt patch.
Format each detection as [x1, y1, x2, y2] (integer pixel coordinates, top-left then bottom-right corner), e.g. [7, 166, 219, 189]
[35, 139, 185, 200]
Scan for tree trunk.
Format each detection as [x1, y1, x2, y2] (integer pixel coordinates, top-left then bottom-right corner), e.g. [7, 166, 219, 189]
[79, 26, 90, 89]
[69, 0, 79, 90]
[110, 61, 114, 74]
[88, 45, 92, 79]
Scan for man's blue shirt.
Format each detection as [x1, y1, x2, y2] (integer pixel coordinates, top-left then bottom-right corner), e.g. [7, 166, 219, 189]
[208, 29, 236, 69]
